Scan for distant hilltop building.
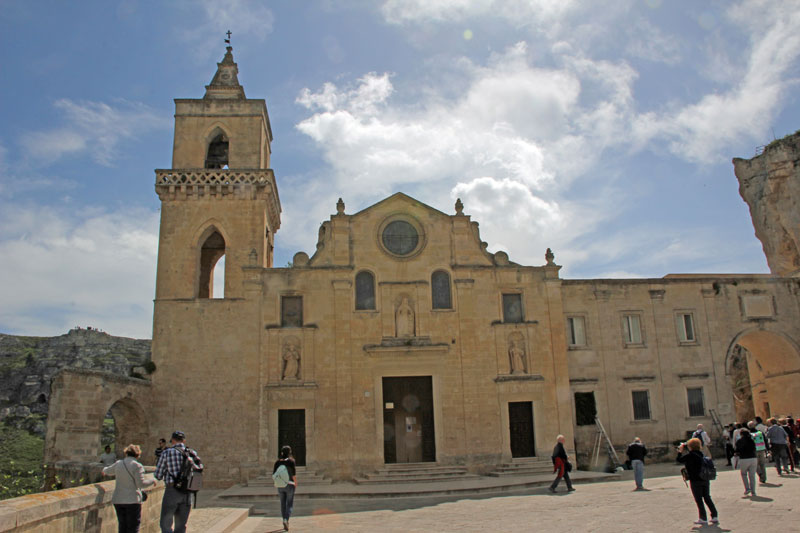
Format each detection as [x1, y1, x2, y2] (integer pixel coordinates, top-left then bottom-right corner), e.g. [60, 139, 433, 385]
[45, 47, 800, 487]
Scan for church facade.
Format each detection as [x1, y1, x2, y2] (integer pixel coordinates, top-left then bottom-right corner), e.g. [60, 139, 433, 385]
[44, 47, 800, 488]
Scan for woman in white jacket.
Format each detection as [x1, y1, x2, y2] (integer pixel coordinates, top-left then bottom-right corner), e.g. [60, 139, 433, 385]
[102, 444, 155, 533]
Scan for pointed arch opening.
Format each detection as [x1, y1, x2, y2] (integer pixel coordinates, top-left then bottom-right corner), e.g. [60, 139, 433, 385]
[198, 229, 226, 298]
[205, 130, 229, 169]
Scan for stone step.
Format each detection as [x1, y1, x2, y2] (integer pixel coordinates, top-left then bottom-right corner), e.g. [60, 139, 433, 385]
[187, 506, 250, 533]
[356, 473, 482, 484]
[487, 459, 553, 477]
[380, 462, 458, 470]
[245, 466, 332, 486]
[370, 467, 470, 478]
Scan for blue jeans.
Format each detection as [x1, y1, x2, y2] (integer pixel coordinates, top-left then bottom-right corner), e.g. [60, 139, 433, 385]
[160, 485, 191, 533]
[278, 484, 296, 521]
[632, 459, 644, 488]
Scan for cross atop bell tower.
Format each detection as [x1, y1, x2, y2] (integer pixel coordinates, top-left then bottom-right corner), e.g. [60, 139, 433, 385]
[153, 45, 281, 301]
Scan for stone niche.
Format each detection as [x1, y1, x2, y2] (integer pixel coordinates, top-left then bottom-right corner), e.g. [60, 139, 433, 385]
[265, 327, 316, 386]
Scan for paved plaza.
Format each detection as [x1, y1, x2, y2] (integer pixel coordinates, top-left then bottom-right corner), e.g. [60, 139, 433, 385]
[196, 464, 800, 532]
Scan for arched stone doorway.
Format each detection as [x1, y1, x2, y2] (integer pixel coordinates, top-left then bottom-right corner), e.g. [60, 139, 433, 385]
[726, 328, 800, 420]
[104, 397, 150, 463]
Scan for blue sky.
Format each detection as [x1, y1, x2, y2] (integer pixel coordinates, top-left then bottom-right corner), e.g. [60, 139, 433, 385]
[1, 0, 799, 339]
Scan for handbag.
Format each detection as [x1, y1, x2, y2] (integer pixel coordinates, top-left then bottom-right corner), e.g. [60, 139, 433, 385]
[565, 460, 573, 473]
[121, 459, 148, 502]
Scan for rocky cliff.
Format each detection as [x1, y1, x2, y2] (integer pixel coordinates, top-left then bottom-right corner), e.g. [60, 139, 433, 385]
[0, 328, 151, 436]
[733, 131, 800, 276]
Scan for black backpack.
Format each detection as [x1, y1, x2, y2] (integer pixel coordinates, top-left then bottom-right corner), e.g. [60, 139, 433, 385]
[698, 457, 716, 481]
[173, 448, 203, 495]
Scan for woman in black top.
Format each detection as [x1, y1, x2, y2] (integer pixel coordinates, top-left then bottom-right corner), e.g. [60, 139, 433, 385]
[734, 428, 758, 497]
[677, 438, 718, 526]
[273, 446, 297, 531]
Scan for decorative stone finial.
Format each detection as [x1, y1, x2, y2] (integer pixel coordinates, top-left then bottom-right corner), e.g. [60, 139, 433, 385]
[336, 197, 345, 215]
[545, 248, 555, 266]
[204, 45, 246, 100]
[455, 198, 464, 215]
[248, 248, 258, 266]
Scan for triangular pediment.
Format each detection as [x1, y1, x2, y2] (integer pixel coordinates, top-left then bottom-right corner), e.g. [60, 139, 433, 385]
[351, 192, 451, 219]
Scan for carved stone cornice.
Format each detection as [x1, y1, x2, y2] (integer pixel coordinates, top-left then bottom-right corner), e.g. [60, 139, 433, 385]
[154, 168, 281, 230]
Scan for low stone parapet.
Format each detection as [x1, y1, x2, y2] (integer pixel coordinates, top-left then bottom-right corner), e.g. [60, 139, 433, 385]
[0, 477, 163, 532]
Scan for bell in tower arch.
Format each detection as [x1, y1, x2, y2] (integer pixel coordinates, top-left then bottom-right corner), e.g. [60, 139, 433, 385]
[205, 132, 229, 169]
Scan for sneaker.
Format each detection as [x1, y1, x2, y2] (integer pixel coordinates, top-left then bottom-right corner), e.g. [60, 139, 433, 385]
[694, 519, 708, 525]
[548, 487, 557, 493]
[567, 487, 576, 492]
[710, 517, 719, 524]
[283, 519, 289, 531]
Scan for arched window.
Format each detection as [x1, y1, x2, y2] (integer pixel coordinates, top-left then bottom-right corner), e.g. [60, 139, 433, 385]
[355, 271, 376, 310]
[205, 132, 229, 169]
[431, 270, 452, 309]
[198, 230, 225, 298]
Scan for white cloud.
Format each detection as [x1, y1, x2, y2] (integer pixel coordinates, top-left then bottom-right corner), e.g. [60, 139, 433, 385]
[21, 99, 169, 166]
[381, 0, 579, 32]
[0, 203, 159, 338]
[180, 0, 275, 59]
[635, 2, 800, 163]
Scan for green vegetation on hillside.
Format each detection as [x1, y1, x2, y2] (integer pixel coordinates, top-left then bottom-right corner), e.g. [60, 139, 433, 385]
[0, 423, 44, 500]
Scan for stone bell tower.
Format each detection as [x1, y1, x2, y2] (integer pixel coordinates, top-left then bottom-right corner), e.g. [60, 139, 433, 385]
[153, 45, 281, 301]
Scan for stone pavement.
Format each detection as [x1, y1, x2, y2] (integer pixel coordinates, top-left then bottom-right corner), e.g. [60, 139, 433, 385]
[194, 464, 799, 532]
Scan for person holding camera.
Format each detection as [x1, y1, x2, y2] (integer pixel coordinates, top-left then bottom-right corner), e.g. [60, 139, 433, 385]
[677, 438, 718, 526]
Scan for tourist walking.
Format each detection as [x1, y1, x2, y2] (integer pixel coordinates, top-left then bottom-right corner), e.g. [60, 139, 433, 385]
[781, 419, 796, 472]
[765, 418, 790, 475]
[155, 438, 167, 461]
[677, 438, 718, 526]
[692, 424, 712, 457]
[101, 445, 117, 467]
[549, 435, 574, 493]
[723, 424, 735, 466]
[155, 431, 203, 533]
[748, 421, 768, 483]
[734, 429, 758, 497]
[102, 444, 155, 533]
[625, 437, 648, 490]
[273, 445, 298, 531]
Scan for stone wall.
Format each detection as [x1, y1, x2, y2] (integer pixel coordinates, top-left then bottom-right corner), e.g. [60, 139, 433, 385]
[44, 369, 152, 472]
[0, 478, 163, 532]
[733, 131, 800, 276]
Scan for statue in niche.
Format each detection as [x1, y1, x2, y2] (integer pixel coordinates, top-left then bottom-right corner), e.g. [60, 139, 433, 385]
[281, 340, 301, 380]
[508, 338, 527, 374]
[396, 297, 415, 337]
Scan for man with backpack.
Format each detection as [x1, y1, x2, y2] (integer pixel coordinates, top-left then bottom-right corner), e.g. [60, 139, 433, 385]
[155, 431, 203, 533]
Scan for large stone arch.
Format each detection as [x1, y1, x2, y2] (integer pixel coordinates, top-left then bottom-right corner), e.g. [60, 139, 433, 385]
[44, 369, 152, 466]
[725, 327, 800, 420]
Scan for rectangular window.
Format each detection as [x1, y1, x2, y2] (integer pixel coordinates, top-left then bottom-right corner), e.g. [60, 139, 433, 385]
[574, 392, 597, 426]
[632, 390, 651, 421]
[281, 296, 303, 327]
[566, 316, 586, 347]
[677, 313, 696, 342]
[687, 387, 705, 417]
[622, 314, 642, 345]
[502, 293, 523, 323]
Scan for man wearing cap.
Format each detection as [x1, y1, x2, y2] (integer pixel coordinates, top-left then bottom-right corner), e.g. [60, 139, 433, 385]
[155, 431, 203, 533]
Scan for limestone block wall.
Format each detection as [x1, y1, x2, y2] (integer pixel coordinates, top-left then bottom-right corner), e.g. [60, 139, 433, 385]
[44, 370, 151, 465]
[149, 297, 263, 487]
[562, 275, 800, 461]
[733, 131, 800, 276]
[0, 478, 163, 533]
